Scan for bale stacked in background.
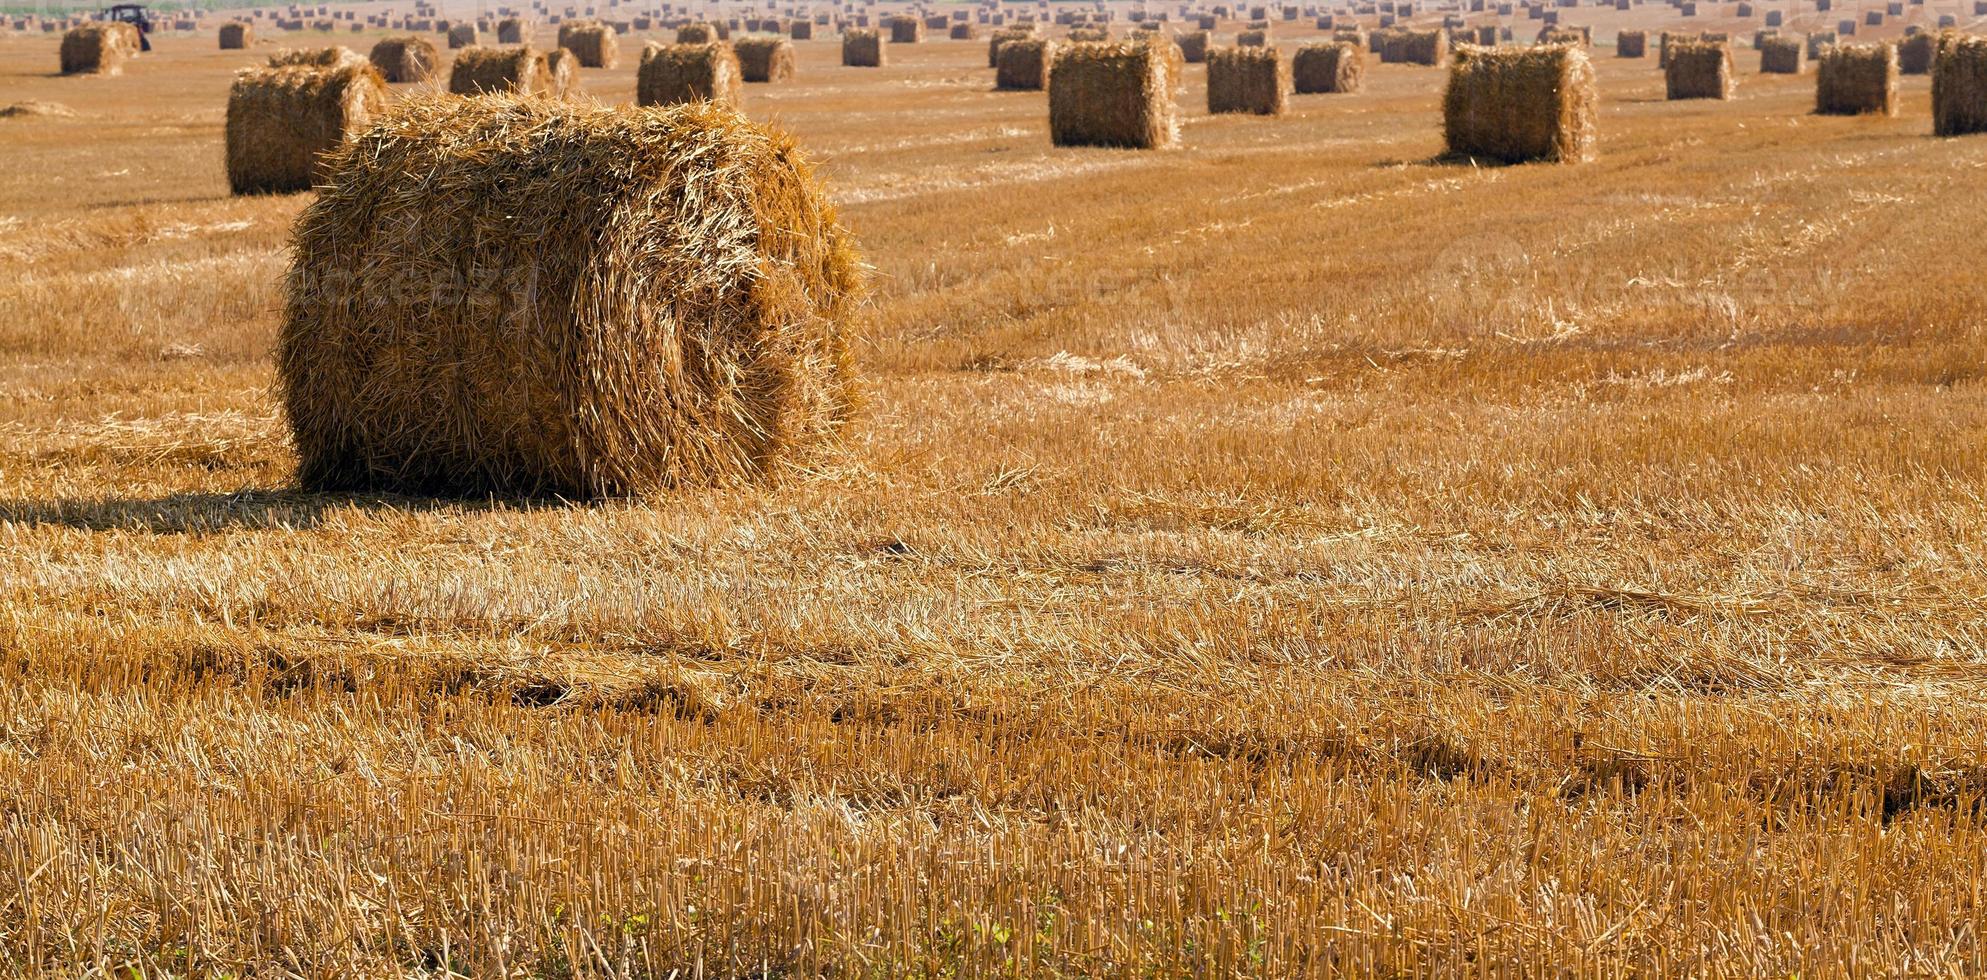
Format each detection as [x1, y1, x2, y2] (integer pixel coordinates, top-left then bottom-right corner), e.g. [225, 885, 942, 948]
[1897, 31, 1935, 74]
[1665, 38, 1732, 98]
[1237, 27, 1270, 46]
[1815, 41, 1896, 114]
[1177, 29, 1210, 62]
[369, 35, 440, 82]
[546, 46, 579, 95]
[1935, 33, 1987, 134]
[887, 15, 923, 42]
[1616, 29, 1645, 57]
[448, 44, 554, 94]
[790, 21, 812, 41]
[1207, 44, 1287, 113]
[1381, 28, 1446, 64]
[995, 37, 1057, 88]
[60, 23, 129, 74]
[220, 20, 253, 48]
[1759, 34, 1803, 73]
[843, 27, 883, 65]
[226, 63, 387, 193]
[988, 26, 1033, 65]
[268, 46, 368, 68]
[279, 97, 864, 498]
[1443, 43, 1595, 162]
[1048, 40, 1178, 148]
[497, 16, 526, 42]
[1292, 39, 1363, 92]
[447, 23, 478, 48]
[559, 20, 617, 66]
[733, 37, 794, 81]
[638, 41, 741, 103]
[1805, 30, 1836, 59]
[949, 22, 976, 39]
[1068, 26, 1112, 42]
[676, 22, 714, 43]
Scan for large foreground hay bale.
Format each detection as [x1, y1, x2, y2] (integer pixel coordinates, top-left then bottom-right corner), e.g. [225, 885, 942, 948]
[558, 20, 618, 66]
[1443, 43, 1595, 162]
[448, 44, 555, 94]
[1934, 33, 1987, 135]
[1207, 44, 1287, 113]
[369, 35, 441, 82]
[1292, 39, 1364, 92]
[545, 46, 580, 95]
[226, 63, 387, 194]
[887, 15, 924, 42]
[1759, 34, 1803, 72]
[1048, 40, 1178, 148]
[842, 27, 884, 65]
[219, 21, 253, 48]
[447, 23, 479, 48]
[1665, 38, 1733, 98]
[279, 97, 863, 498]
[1815, 40, 1896, 114]
[638, 41, 741, 104]
[1617, 29, 1645, 57]
[497, 16, 527, 42]
[733, 36, 795, 81]
[995, 37, 1057, 88]
[1897, 31, 1935, 74]
[60, 23, 128, 74]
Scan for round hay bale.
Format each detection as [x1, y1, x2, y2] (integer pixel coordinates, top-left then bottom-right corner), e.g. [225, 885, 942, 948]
[278, 96, 863, 498]
[1816, 40, 1897, 115]
[638, 41, 742, 104]
[60, 23, 129, 75]
[1236, 27, 1271, 47]
[733, 36, 795, 81]
[1048, 39, 1178, 148]
[545, 46, 580, 95]
[497, 16, 528, 43]
[949, 22, 977, 39]
[676, 22, 715, 43]
[227, 63, 387, 194]
[369, 35, 441, 82]
[1207, 44, 1287, 114]
[1292, 39, 1365, 92]
[447, 23, 480, 48]
[448, 44, 555, 94]
[558, 20, 618, 66]
[269, 46, 368, 69]
[1442, 42, 1596, 163]
[989, 26, 1037, 66]
[887, 14, 924, 42]
[842, 27, 885, 65]
[790, 20, 813, 40]
[219, 20, 253, 48]
[995, 37, 1057, 89]
[1615, 29, 1646, 57]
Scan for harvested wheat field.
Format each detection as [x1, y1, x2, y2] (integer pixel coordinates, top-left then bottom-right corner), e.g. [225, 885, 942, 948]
[2, 5, 1987, 975]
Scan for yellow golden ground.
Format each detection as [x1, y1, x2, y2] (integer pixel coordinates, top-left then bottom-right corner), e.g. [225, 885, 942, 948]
[2, 23, 1986, 976]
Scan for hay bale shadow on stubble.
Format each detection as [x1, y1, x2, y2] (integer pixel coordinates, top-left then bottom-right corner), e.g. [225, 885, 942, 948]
[0, 488, 564, 534]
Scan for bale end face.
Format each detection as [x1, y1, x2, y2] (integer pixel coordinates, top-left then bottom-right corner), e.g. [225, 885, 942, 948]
[1442, 43, 1597, 163]
[1047, 40, 1179, 148]
[278, 97, 865, 498]
[1207, 45, 1288, 114]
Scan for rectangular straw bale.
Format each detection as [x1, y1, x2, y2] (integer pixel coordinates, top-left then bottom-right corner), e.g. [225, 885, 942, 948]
[638, 40, 741, 102]
[1207, 44, 1287, 113]
[448, 23, 479, 47]
[1897, 31, 1935, 74]
[1237, 27, 1270, 46]
[1934, 32, 1987, 135]
[733, 36, 795, 80]
[1664, 38, 1732, 98]
[447, 44, 555, 93]
[1048, 39, 1179, 147]
[1806, 30, 1836, 58]
[59, 23, 128, 74]
[842, 27, 884, 64]
[996, 37, 1057, 87]
[791, 20, 813, 39]
[1442, 42, 1596, 162]
[676, 22, 714, 42]
[990, 26, 1036, 65]
[498, 15, 529, 41]
[950, 22, 976, 39]
[887, 14, 923, 41]
[226, 63, 388, 193]
[1815, 40, 1896, 114]
[1292, 39, 1364, 91]
[220, 21, 253, 48]
[1617, 29, 1645, 56]
[1382, 28, 1447, 64]
[1758, 34, 1802, 72]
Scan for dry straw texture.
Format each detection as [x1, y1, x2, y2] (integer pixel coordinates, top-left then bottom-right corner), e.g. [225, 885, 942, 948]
[1292, 39, 1365, 92]
[1933, 32, 1987, 135]
[268, 46, 369, 69]
[1816, 41, 1897, 115]
[638, 41, 742, 105]
[676, 23, 715, 44]
[1617, 29, 1646, 57]
[843, 28, 884, 66]
[1177, 29, 1210, 62]
[1442, 43, 1596, 163]
[545, 46, 579, 96]
[1665, 39, 1733, 99]
[1068, 27, 1112, 42]
[558, 21, 618, 67]
[368, 35, 440, 82]
[218, 20, 252, 48]
[995, 37, 1057, 89]
[1759, 35, 1804, 73]
[60, 24, 129, 75]
[1207, 44, 1288, 114]
[496, 16, 525, 43]
[278, 96, 863, 497]
[1048, 40, 1178, 148]
[733, 37, 794, 83]
[1897, 31, 1936, 75]
[447, 44, 554, 95]
[988, 26, 1035, 66]
[887, 15, 924, 43]
[447, 23, 478, 48]
[225, 63, 387, 194]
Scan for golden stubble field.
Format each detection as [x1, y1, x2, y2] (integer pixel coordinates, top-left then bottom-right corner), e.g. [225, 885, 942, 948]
[3, 17, 1987, 976]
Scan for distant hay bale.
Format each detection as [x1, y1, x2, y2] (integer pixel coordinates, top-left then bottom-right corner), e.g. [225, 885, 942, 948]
[559, 20, 618, 66]
[1381, 28, 1447, 64]
[1617, 29, 1645, 57]
[279, 97, 863, 498]
[989, 27, 1035, 66]
[1536, 24, 1589, 45]
[268, 46, 368, 69]
[497, 16, 527, 42]
[447, 44, 555, 94]
[219, 21, 253, 48]
[1897, 31, 1935, 74]
[638, 41, 741, 103]
[676, 22, 714, 43]
[1665, 38, 1733, 98]
[995, 37, 1057, 88]
[733, 36, 794, 81]
[1815, 40, 1896, 115]
[1068, 26, 1112, 41]
[949, 22, 976, 39]
[1766, 10, 1784, 25]
[369, 35, 441, 82]
[842, 27, 884, 65]
[1048, 39, 1178, 148]
[1805, 30, 1837, 59]
[790, 20, 812, 40]
[1207, 44, 1287, 113]
[0, 99, 78, 118]
[1292, 39, 1364, 92]
[1758, 34, 1803, 72]
[447, 23, 479, 48]
[60, 23, 129, 75]
[1442, 43, 1595, 162]
[545, 47, 579, 95]
[1934, 32, 1987, 135]
[887, 15, 923, 42]
[226, 63, 387, 194]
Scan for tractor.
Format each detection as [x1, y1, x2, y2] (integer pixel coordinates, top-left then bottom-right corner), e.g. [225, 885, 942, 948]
[100, 3, 153, 50]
